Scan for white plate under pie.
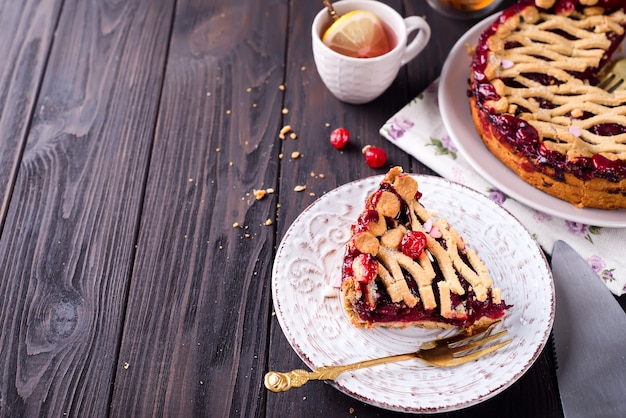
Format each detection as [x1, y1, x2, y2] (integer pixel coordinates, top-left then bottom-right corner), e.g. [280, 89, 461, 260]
[439, 14, 626, 228]
[271, 175, 554, 413]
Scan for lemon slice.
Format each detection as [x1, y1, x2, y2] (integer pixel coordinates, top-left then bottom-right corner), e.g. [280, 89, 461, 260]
[322, 10, 391, 58]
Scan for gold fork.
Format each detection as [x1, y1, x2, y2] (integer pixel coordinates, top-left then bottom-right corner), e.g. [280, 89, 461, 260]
[264, 322, 511, 392]
[598, 58, 626, 92]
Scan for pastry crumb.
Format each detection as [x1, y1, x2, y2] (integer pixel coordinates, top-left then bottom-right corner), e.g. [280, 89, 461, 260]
[294, 185, 306, 192]
[123, 362, 130, 370]
[291, 151, 301, 159]
[279, 125, 292, 139]
[464, 42, 476, 55]
[264, 219, 273, 226]
[281, 108, 289, 114]
[233, 222, 240, 228]
[253, 189, 267, 200]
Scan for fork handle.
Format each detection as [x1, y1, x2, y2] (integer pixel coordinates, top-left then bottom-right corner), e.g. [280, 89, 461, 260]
[264, 353, 416, 392]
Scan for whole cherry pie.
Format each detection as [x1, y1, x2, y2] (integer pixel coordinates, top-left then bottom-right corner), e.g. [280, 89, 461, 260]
[341, 167, 510, 330]
[469, 0, 626, 209]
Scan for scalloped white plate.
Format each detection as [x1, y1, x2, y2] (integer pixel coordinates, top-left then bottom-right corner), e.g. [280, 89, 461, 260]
[271, 175, 554, 413]
[439, 14, 626, 228]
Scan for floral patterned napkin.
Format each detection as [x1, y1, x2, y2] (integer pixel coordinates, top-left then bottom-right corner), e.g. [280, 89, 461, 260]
[380, 79, 626, 296]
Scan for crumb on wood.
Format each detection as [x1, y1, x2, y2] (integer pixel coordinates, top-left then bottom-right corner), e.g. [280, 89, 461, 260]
[279, 125, 292, 139]
[253, 189, 267, 200]
[294, 185, 306, 192]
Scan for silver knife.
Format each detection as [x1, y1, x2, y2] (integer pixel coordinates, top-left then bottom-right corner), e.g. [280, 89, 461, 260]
[551, 240, 626, 418]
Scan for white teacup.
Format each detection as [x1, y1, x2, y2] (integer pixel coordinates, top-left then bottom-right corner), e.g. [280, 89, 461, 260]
[312, 0, 431, 104]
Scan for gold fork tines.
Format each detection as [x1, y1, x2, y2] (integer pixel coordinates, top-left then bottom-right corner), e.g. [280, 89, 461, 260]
[264, 321, 511, 392]
[598, 58, 626, 92]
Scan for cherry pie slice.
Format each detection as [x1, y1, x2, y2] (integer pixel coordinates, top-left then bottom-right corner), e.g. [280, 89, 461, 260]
[341, 167, 510, 330]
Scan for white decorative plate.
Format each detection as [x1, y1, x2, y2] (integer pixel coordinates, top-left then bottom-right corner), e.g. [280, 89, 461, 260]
[271, 175, 554, 413]
[439, 14, 626, 228]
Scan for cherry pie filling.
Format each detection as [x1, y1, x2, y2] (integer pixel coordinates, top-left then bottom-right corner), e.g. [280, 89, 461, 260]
[469, 1, 626, 184]
[342, 183, 510, 327]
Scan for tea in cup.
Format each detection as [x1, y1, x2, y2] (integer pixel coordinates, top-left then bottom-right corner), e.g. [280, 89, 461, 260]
[312, 0, 431, 104]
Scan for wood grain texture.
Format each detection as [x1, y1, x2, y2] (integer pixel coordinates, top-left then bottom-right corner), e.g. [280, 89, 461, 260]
[109, 0, 287, 416]
[0, 0, 174, 415]
[0, 0, 62, 222]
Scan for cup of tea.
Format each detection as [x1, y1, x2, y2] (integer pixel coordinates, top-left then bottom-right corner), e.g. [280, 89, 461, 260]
[312, 0, 431, 104]
[426, 0, 504, 19]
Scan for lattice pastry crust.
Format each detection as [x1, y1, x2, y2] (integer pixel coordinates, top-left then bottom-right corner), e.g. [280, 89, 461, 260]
[469, 0, 626, 208]
[341, 167, 507, 330]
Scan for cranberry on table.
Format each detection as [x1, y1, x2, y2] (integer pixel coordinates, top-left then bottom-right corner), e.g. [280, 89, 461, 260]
[329, 127, 350, 149]
[362, 145, 387, 168]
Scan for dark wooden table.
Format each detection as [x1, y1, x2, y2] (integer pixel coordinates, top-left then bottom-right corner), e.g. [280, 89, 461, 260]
[2, 0, 622, 416]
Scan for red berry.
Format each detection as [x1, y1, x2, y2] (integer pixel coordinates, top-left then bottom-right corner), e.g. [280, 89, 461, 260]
[362, 145, 387, 168]
[330, 127, 350, 149]
[400, 231, 427, 259]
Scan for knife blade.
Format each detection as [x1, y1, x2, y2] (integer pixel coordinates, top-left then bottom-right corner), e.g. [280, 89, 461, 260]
[551, 240, 626, 418]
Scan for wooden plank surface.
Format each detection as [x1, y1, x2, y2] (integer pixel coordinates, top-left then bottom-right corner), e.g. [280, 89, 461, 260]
[0, 0, 174, 415]
[109, 0, 287, 416]
[0, 0, 63, 221]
